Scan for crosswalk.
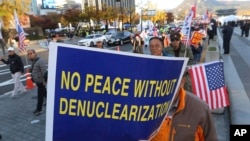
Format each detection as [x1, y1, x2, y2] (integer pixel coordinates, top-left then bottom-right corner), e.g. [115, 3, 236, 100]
[0, 64, 31, 87]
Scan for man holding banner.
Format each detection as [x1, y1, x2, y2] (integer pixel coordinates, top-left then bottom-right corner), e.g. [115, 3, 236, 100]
[149, 38, 218, 141]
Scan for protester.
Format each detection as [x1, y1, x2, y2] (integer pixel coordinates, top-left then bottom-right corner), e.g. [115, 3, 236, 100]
[222, 22, 233, 55]
[140, 29, 148, 47]
[207, 23, 214, 45]
[0, 47, 26, 97]
[163, 32, 194, 91]
[153, 27, 158, 37]
[190, 43, 203, 64]
[161, 32, 170, 48]
[164, 32, 194, 65]
[240, 20, 246, 37]
[96, 41, 103, 49]
[244, 21, 250, 37]
[149, 37, 218, 141]
[27, 49, 47, 115]
[149, 37, 172, 56]
[132, 35, 143, 54]
[150, 73, 218, 141]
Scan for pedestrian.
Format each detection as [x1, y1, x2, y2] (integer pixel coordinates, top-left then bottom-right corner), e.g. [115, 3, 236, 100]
[132, 35, 143, 54]
[207, 23, 214, 45]
[96, 41, 103, 49]
[163, 32, 194, 92]
[0, 47, 26, 97]
[27, 49, 47, 115]
[0, 39, 5, 55]
[222, 22, 233, 55]
[240, 21, 246, 37]
[244, 21, 250, 37]
[7, 36, 16, 48]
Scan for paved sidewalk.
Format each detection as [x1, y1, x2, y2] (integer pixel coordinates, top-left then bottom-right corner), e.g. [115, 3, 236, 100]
[0, 88, 46, 141]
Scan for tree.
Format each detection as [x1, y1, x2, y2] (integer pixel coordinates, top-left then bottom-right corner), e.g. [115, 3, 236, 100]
[99, 5, 119, 27]
[0, 0, 31, 29]
[80, 6, 96, 31]
[176, 9, 188, 20]
[151, 10, 167, 25]
[30, 14, 61, 33]
[63, 8, 81, 28]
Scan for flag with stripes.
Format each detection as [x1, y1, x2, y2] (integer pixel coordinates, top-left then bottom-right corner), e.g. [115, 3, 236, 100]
[17, 24, 26, 52]
[202, 9, 209, 23]
[14, 10, 26, 52]
[188, 61, 230, 109]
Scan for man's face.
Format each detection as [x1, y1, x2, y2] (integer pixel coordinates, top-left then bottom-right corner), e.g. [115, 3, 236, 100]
[27, 51, 35, 60]
[171, 38, 180, 49]
[150, 39, 163, 56]
[96, 42, 103, 48]
[8, 51, 14, 56]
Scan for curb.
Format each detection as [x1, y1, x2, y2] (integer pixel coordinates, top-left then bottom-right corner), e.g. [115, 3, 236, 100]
[205, 37, 225, 114]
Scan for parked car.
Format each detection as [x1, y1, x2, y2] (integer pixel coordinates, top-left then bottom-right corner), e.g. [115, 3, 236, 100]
[78, 34, 107, 47]
[107, 31, 133, 46]
[104, 31, 116, 40]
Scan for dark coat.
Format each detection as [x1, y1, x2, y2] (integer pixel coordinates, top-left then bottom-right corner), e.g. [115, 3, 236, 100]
[222, 25, 233, 40]
[0, 53, 24, 74]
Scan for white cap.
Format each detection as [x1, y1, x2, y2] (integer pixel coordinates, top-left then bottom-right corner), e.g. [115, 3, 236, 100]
[8, 47, 15, 51]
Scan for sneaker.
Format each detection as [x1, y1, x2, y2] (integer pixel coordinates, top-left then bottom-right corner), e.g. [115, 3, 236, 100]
[10, 94, 16, 99]
[22, 90, 28, 94]
[33, 110, 42, 115]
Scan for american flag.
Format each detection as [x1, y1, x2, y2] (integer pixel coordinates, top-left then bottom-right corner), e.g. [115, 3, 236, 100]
[17, 24, 26, 52]
[14, 10, 26, 52]
[202, 9, 209, 23]
[180, 7, 194, 46]
[188, 61, 230, 109]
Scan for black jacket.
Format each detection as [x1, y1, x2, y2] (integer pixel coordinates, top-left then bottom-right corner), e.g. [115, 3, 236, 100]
[222, 25, 233, 40]
[1, 54, 24, 74]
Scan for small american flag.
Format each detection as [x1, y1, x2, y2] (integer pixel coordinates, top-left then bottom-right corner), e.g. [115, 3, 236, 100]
[14, 10, 26, 52]
[17, 24, 26, 52]
[188, 61, 230, 109]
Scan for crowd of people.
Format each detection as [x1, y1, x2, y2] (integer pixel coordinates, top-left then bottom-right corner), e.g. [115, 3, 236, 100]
[0, 18, 228, 141]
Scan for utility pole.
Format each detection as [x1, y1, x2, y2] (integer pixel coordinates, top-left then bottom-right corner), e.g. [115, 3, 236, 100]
[141, 9, 143, 32]
[129, 2, 132, 32]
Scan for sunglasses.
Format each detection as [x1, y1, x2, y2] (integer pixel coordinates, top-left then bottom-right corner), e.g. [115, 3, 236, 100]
[27, 53, 33, 55]
[171, 38, 180, 42]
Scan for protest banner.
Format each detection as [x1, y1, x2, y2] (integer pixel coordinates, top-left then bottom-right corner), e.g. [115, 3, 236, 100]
[45, 42, 188, 141]
[190, 31, 205, 45]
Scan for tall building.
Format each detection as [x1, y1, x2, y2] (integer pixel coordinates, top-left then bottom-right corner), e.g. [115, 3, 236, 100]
[82, 0, 135, 10]
[29, 0, 39, 15]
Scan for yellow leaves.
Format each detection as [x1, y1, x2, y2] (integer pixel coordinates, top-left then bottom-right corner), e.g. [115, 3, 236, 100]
[151, 10, 167, 24]
[0, 0, 31, 29]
